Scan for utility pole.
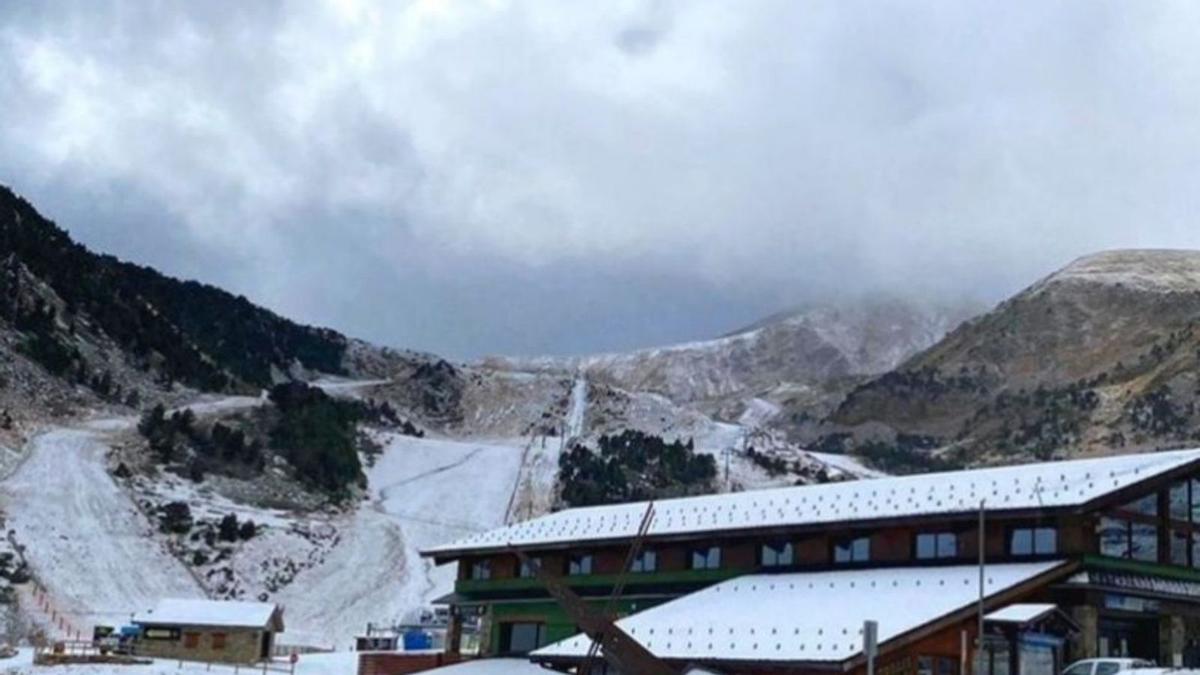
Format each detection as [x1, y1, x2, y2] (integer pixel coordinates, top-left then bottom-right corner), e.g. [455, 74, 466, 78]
[864, 620, 878, 675]
[976, 499, 986, 674]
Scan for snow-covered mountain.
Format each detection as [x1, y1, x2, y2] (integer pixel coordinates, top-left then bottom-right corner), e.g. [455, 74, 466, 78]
[483, 298, 978, 424]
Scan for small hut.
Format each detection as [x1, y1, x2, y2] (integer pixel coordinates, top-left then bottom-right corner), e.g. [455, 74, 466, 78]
[132, 598, 284, 664]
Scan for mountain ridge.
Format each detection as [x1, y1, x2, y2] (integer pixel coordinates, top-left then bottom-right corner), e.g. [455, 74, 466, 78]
[820, 248, 1200, 468]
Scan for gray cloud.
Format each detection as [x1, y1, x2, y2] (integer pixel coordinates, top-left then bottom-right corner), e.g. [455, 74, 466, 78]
[2, 1, 1199, 357]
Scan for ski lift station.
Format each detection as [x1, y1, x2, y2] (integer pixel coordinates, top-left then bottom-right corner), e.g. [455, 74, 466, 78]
[421, 448, 1200, 675]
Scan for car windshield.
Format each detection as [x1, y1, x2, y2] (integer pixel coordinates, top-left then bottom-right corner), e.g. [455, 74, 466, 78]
[1062, 664, 1091, 675]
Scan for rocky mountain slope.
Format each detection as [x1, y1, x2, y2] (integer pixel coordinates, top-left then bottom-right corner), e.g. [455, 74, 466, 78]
[484, 299, 977, 424]
[822, 250, 1200, 468]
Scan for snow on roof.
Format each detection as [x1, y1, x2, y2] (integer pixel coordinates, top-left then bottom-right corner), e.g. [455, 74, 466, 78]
[533, 561, 1068, 664]
[425, 449, 1200, 556]
[419, 658, 555, 674]
[985, 603, 1058, 624]
[133, 598, 279, 629]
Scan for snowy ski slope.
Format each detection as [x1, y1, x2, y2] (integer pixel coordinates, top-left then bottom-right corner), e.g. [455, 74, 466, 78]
[3, 423, 206, 636]
[272, 433, 525, 648]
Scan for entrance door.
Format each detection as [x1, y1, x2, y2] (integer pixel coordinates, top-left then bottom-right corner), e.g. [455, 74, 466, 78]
[260, 631, 272, 659]
[1098, 618, 1158, 660]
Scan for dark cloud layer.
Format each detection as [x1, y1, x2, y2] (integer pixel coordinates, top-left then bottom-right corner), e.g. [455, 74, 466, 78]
[2, 1, 1199, 357]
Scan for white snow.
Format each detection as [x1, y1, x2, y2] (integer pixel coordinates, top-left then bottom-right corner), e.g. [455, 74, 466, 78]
[420, 658, 550, 674]
[3, 427, 206, 637]
[265, 433, 526, 649]
[0, 382, 504, 653]
[133, 598, 277, 628]
[806, 451, 887, 479]
[0, 648, 362, 674]
[534, 561, 1068, 663]
[564, 376, 587, 441]
[984, 603, 1058, 624]
[427, 448, 1200, 555]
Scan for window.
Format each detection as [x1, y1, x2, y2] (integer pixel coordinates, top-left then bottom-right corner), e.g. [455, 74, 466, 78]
[1060, 663, 1091, 675]
[518, 557, 538, 578]
[761, 541, 794, 568]
[1121, 494, 1158, 516]
[916, 532, 958, 560]
[1098, 518, 1158, 562]
[1095, 664, 1121, 675]
[1131, 523, 1157, 562]
[1172, 530, 1190, 567]
[918, 656, 958, 675]
[1192, 479, 1200, 522]
[630, 550, 657, 573]
[690, 546, 721, 570]
[1171, 482, 1190, 521]
[1009, 527, 1057, 556]
[834, 536, 870, 564]
[1099, 517, 1130, 558]
[469, 559, 491, 580]
[211, 633, 227, 650]
[568, 554, 593, 576]
[502, 622, 547, 654]
[183, 632, 200, 649]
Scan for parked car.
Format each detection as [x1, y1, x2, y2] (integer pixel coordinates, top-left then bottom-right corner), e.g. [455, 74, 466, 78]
[1063, 658, 1156, 675]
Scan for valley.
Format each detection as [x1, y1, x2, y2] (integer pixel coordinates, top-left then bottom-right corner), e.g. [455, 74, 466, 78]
[5, 184, 1200, 665]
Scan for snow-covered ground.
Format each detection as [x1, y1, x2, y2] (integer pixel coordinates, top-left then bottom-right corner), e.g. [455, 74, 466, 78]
[268, 433, 526, 649]
[0, 381, 541, 653]
[564, 376, 587, 441]
[0, 648, 361, 674]
[807, 450, 887, 478]
[3, 427, 206, 638]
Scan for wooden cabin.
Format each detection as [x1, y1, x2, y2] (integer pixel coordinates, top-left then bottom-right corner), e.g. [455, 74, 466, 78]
[132, 598, 284, 664]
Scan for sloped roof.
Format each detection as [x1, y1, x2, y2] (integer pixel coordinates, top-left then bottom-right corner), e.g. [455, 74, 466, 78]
[985, 603, 1058, 624]
[532, 561, 1069, 665]
[133, 598, 280, 629]
[424, 449, 1200, 557]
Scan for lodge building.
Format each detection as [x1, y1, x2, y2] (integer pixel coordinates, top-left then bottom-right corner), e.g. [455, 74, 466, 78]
[422, 448, 1200, 674]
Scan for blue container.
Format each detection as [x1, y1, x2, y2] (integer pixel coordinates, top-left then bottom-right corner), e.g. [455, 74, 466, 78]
[402, 630, 432, 651]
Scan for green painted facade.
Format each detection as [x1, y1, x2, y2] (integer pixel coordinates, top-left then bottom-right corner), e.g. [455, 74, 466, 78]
[456, 567, 747, 655]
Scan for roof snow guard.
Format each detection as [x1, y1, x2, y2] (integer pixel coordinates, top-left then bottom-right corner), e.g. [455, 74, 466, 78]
[133, 599, 282, 630]
[532, 561, 1072, 666]
[423, 449, 1200, 557]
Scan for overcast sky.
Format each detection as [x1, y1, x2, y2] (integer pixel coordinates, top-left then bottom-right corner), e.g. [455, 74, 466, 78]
[2, 2, 1199, 358]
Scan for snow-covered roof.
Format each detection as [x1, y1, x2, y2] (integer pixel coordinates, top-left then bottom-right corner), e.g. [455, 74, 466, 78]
[133, 598, 280, 629]
[419, 658, 554, 674]
[533, 561, 1069, 664]
[425, 449, 1200, 556]
[985, 603, 1058, 624]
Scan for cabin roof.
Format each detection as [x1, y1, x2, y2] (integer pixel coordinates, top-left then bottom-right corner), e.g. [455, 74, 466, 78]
[532, 561, 1070, 665]
[984, 603, 1058, 624]
[133, 598, 281, 630]
[423, 449, 1200, 558]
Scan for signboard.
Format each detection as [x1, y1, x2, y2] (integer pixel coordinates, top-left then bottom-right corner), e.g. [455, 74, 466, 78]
[1103, 594, 1160, 614]
[864, 620, 878, 658]
[143, 627, 181, 641]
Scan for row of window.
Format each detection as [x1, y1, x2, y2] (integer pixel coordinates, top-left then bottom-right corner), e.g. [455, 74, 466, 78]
[468, 526, 1060, 580]
[1099, 514, 1200, 568]
[182, 632, 227, 650]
